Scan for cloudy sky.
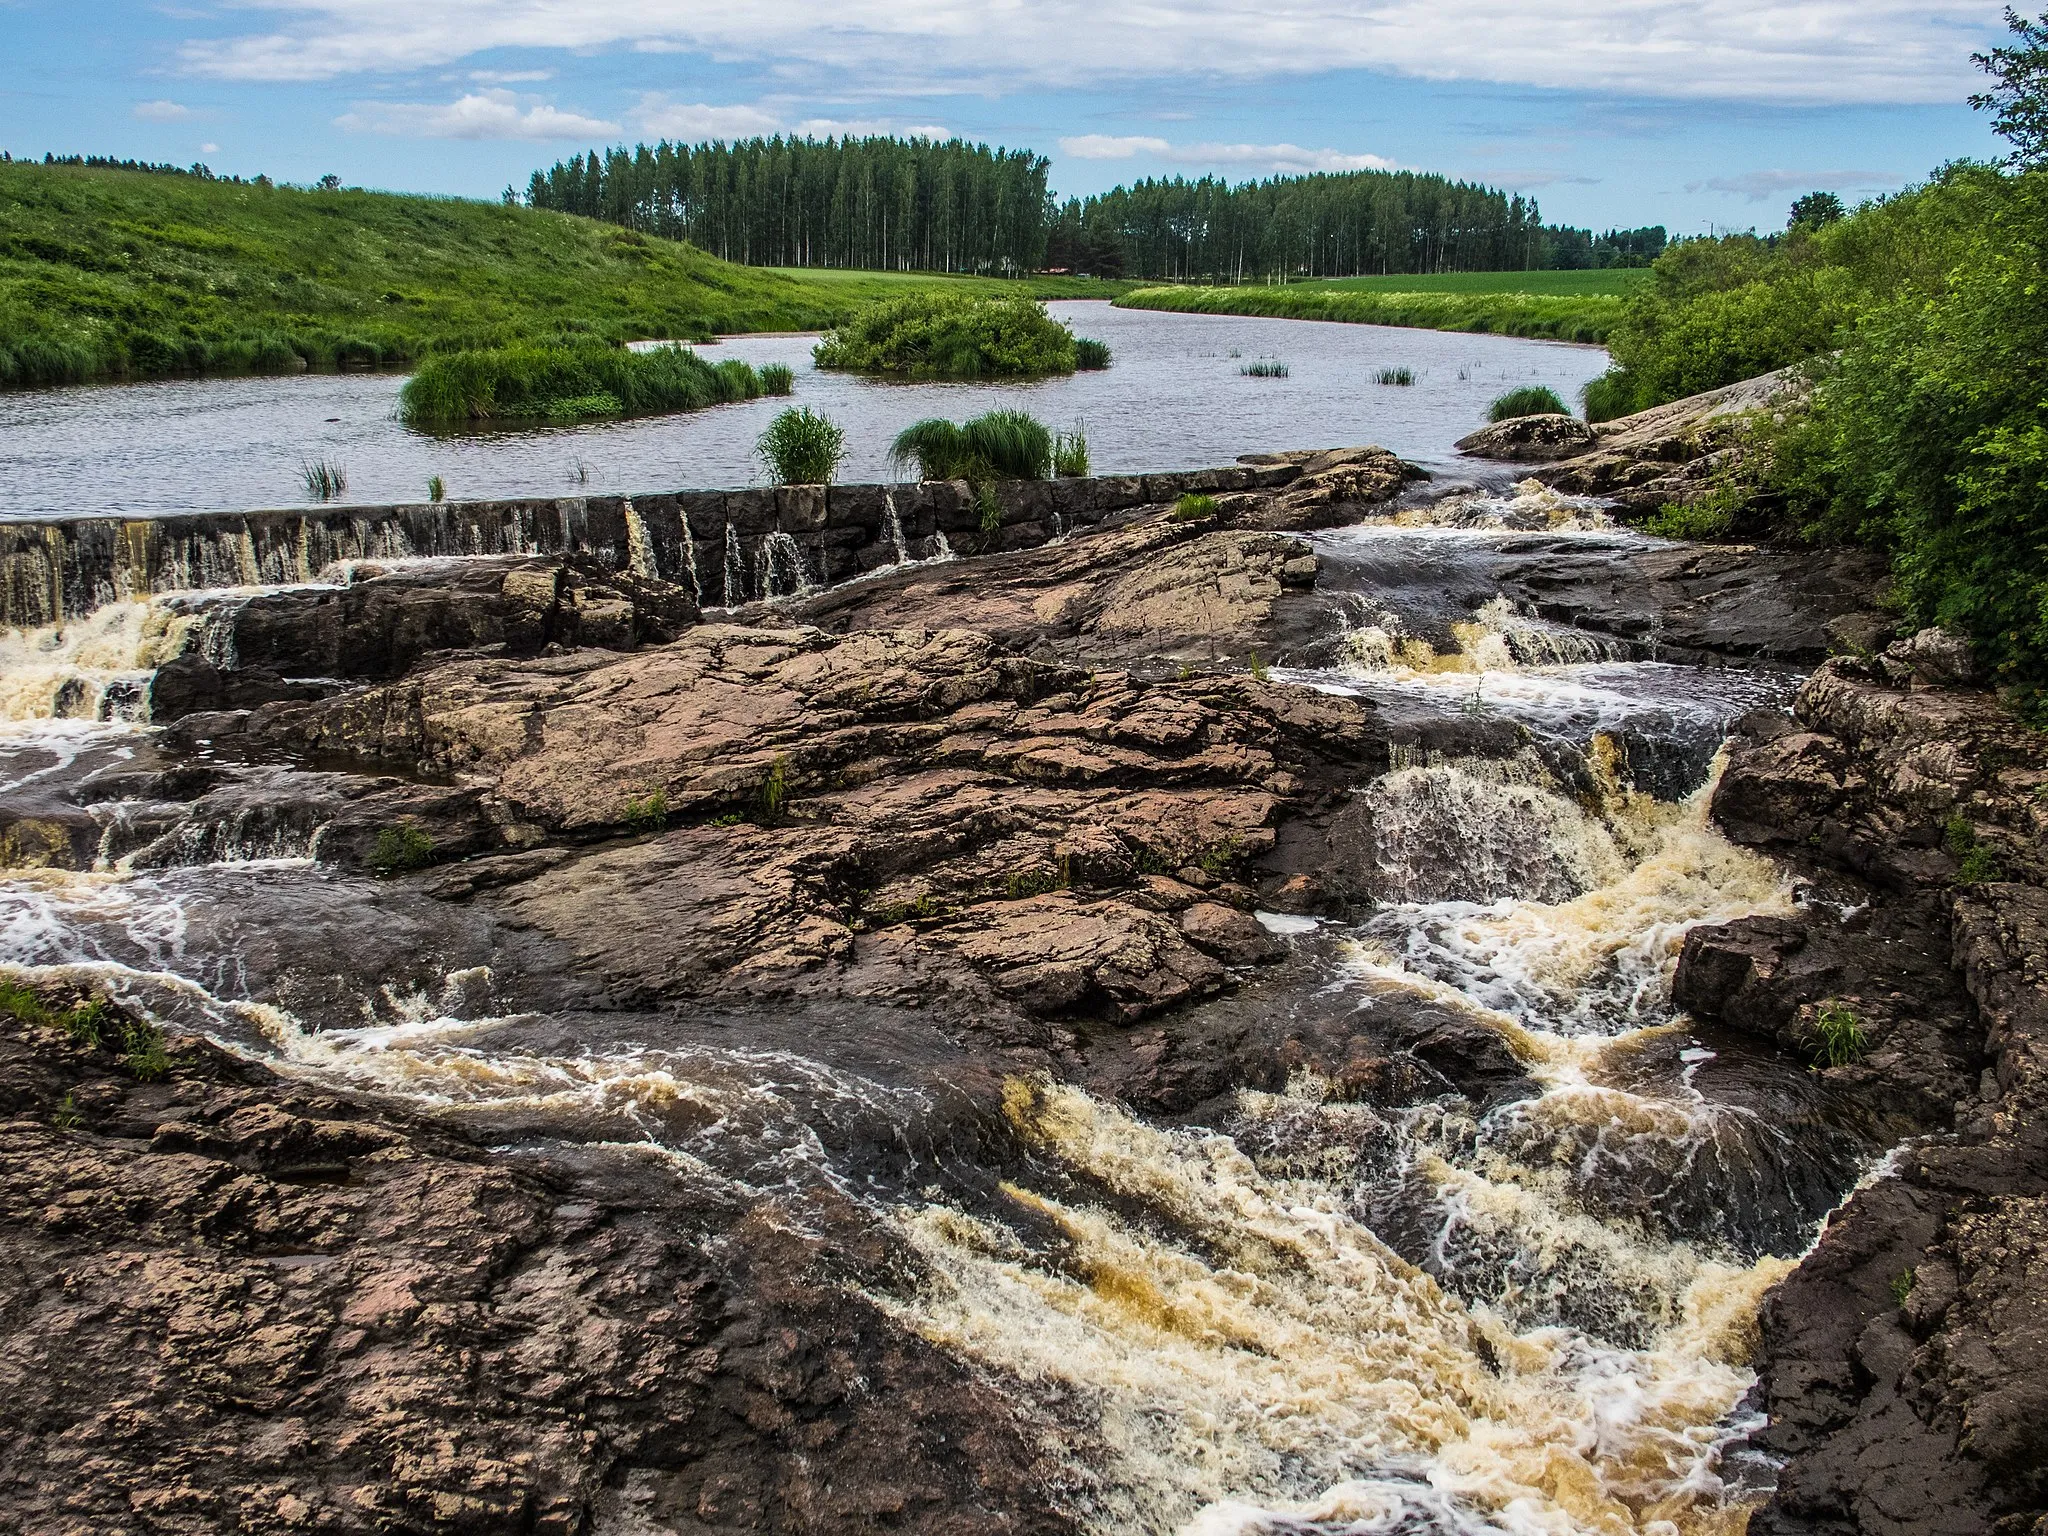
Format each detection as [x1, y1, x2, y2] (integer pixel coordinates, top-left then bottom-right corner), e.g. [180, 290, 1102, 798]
[1, 1, 2013, 233]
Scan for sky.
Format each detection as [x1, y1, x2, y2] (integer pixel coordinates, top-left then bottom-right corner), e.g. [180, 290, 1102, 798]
[0, 1, 2017, 235]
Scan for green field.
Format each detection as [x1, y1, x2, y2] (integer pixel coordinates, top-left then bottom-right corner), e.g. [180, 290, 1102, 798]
[1113, 272, 1638, 342]
[760, 267, 1140, 304]
[0, 163, 1120, 389]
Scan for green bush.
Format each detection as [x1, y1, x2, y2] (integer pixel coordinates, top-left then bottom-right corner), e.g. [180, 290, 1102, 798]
[400, 342, 759, 427]
[813, 291, 1079, 379]
[890, 409, 1053, 482]
[1644, 492, 1737, 541]
[1488, 385, 1569, 421]
[371, 823, 435, 871]
[758, 406, 845, 484]
[1074, 337, 1112, 370]
[757, 362, 795, 395]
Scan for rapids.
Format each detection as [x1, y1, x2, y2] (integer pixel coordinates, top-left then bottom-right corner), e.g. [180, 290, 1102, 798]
[0, 478, 1896, 1536]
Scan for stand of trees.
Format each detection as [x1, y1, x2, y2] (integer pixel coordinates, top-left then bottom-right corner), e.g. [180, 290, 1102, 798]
[526, 137, 1051, 275]
[1540, 225, 1668, 269]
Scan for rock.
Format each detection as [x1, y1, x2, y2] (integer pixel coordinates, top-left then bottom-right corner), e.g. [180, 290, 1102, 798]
[1454, 413, 1596, 462]
[1178, 901, 1286, 966]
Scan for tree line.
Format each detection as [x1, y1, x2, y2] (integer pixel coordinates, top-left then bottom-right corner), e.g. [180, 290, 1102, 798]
[526, 136, 1668, 279]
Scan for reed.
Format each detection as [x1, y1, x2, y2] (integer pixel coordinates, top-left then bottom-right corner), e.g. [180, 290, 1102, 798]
[1488, 384, 1570, 421]
[758, 406, 846, 485]
[890, 409, 1054, 482]
[427, 474, 445, 502]
[301, 458, 347, 500]
[1053, 426, 1090, 478]
[757, 362, 795, 395]
[1241, 359, 1289, 378]
[1374, 366, 1415, 386]
[1074, 337, 1112, 370]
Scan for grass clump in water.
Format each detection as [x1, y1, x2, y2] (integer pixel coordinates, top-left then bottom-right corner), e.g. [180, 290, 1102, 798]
[427, 474, 445, 502]
[757, 362, 795, 396]
[1489, 385, 1571, 420]
[1171, 493, 1220, 522]
[1053, 426, 1090, 478]
[1374, 366, 1415, 386]
[891, 409, 1054, 482]
[1241, 359, 1289, 378]
[758, 406, 846, 484]
[1073, 337, 1112, 370]
[301, 459, 347, 500]
[1811, 1002, 1868, 1068]
[813, 291, 1080, 379]
[400, 342, 761, 428]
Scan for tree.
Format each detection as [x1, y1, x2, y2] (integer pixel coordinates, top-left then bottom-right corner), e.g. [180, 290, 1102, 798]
[1972, 7, 2048, 166]
[315, 173, 341, 192]
[1788, 191, 1845, 230]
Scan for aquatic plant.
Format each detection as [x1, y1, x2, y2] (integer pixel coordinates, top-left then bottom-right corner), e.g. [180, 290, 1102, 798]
[1374, 366, 1415, 386]
[890, 410, 1053, 482]
[1053, 426, 1091, 478]
[813, 291, 1079, 379]
[757, 362, 795, 395]
[301, 458, 347, 500]
[427, 474, 445, 502]
[1171, 492, 1220, 522]
[1074, 337, 1112, 369]
[400, 342, 761, 427]
[757, 407, 846, 484]
[1241, 359, 1289, 378]
[1812, 1002, 1867, 1067]
[1489, 385, 1570, 420]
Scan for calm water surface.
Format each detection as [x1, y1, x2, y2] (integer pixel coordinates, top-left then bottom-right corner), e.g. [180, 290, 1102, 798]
[0, 301, 1606, 518]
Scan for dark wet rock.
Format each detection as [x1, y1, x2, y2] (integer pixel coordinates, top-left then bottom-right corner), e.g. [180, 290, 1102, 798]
[1231, 446, 1427, 530]
[1710, 629, 2048, 1535]
[0, 1007, 1082, 1536]
[149, 554, 699, 721]
[1454, 413, 1596, 462]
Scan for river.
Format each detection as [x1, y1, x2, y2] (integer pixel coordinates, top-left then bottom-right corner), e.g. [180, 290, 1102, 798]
[0, 302, 1605, 518]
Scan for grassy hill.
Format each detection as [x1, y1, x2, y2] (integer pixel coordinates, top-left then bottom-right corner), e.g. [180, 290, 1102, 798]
[1113, 268, 1644, 342]
[0, 162, 1123, 390]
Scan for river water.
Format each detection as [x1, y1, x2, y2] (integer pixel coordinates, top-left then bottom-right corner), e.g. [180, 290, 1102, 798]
[0, 475, 1875, 1530]
[0, 302, 1605, 519]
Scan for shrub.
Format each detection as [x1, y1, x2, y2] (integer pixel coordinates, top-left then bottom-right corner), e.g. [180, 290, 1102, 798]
[623, 789, 669, 832]
[301, 459, 347, 499]
[1053, 426, 1090, 478]
[1241, 359, 1289, 378]
[757, 362, 795, 395]
[1644, 492, 1737, 541]
[1489, 385, 1570, 421]
[1074, 337, 1112, 369]
[371, 822, 435, 871]
[758, 406, 846, 484]
[890, 409, 1052, 482]
[400, 342, 759, 427]
[813, 291, 1079, 379]
[1171, 493, 1220, 522]
[1374, 366, 1415, 386]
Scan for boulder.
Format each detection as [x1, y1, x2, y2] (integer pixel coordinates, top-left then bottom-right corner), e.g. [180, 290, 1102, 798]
[1454, 413, 1595, 462]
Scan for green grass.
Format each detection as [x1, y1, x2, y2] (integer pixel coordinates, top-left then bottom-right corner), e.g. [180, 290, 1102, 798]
[0, 161, 1117, 390]
[1171, 492, 1220, 522]
[1489, 384, 1570, 420]
[399, 342, 763, 427]
[1241, 359, 1290, 378]
[1053, 426, 1090, 478]
[761, 266, 1142, 302]
[813, 290, 1081, 379]
[759, 407, 846, 485]
[890, 409, 1054, 482]
[1375, 366, 1416, 386]
[1115, 279, 1627, 343]
[1811, 1002, 1867, 1068]
[1297, 269, 1652, 298]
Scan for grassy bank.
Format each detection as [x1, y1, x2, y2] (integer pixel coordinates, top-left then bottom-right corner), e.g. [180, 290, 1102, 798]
[0, 161, 1119, 390]
[1112, 276, 1628, 342]
[762, 267, 1141, 303]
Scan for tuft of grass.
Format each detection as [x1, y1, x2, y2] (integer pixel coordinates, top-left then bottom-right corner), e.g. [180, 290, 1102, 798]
[813, 290, 1079, 379]
[1944, 812, 2006, 883]
[623, 789, 669, 833]
[301, 459, 347, 500]
[1248, 651, 1269, 681]
[1241, 359, 1289, 378]
[757, 361, 795, 396]
[52, 1092, 82, 1130]
[1812, 1002, 1867, 1068]
[1053, 426, 1090, 479]
[1373, 366, 1416, 386]
[0, 977, 171, 1082]
[891, 409, 1053, 483]
[371, 822, 435, 872]
[752, 754, 791, 824]
[1489, 385, 1571, 421]
[1171, 492, 1220, 522]
[122, 1017, 171, 1082]
[1073, 337, 1112, 370]
[1891, 1268, 1916, 1307]
[427, 474, 446, 503]
[757, 406, 846, 485]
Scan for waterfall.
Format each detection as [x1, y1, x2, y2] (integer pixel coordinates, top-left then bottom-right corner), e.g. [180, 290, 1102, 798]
[928, 531, 956, 563]
[884, 490, 911, 566]
[622, 500, 659, 580]
[678, 529, 703, 605]
[723, 525, 745, 607]
[759, 532, 815, 600]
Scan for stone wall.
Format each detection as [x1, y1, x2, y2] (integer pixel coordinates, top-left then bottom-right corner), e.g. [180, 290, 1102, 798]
[0, 464, 1298, 628]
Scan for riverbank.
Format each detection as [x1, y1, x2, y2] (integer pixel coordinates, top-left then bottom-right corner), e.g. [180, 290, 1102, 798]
[1114, 276, 1630, 343]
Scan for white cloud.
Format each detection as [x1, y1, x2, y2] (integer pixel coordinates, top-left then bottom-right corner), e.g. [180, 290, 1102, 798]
[1060, 134, 1172, 159]
[335, 89, 619, 140]
[470, 68, 555, 83]
[1687, 168, 1902, 201]
[795, 117, 953, 141]
[133, 99, 194, 121]
[174, 0, 2002, 105]
[1059, 135, 1394, 173]
[200, 141, 221, 154]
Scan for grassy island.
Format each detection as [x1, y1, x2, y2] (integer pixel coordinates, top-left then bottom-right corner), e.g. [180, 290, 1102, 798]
[813, 290, 1106, 379]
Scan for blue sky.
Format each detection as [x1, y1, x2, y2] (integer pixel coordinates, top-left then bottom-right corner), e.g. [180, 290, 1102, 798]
[0, 1, 2014, 235]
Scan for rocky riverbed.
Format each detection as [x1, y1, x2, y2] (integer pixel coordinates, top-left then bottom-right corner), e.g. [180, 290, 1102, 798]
[1, 394, 2042, 1536]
